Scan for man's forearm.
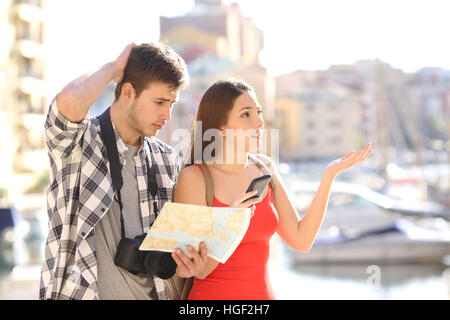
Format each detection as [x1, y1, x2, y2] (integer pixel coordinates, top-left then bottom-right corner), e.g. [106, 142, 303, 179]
[57, 61, 120, 123]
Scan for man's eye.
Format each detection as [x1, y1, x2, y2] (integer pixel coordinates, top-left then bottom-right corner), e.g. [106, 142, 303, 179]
[155, 101, 164, 105]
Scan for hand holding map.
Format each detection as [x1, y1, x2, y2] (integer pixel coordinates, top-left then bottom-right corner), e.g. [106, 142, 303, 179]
[139, 202, 251, 264]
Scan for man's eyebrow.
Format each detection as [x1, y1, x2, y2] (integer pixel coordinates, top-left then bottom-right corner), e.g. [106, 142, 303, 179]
[155, 98, 178, 103]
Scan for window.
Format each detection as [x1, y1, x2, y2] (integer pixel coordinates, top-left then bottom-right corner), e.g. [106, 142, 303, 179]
[306, 138, 315, 146]
[329, 120, 341, 128]
[328, 137, 341, 144]
[306, 121, 315, 129]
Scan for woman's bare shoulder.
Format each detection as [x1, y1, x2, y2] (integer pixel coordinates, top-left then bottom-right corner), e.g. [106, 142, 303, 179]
[174, 165, 207, 205]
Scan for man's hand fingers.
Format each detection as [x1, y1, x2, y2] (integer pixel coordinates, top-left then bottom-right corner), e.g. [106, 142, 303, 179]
[187, 245, 204, 267]
[351, 150, 363, 162]
[112, 43, 136, 83]
[199, 242, 208, 261]
[175, 249, 196, 272]
[119, 43, 135, 62]
[172, 251, 189, 275]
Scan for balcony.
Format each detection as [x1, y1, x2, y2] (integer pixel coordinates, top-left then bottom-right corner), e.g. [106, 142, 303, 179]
[15, 40, 45, 60]
[13, 2, 44, 23]
[18, 77, 45, 97]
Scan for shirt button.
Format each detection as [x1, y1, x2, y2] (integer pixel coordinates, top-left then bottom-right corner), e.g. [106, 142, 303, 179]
[101, 207, 106, 212]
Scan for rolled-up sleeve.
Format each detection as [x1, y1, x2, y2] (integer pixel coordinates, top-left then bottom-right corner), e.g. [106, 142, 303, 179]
[44, 96, 89, 158]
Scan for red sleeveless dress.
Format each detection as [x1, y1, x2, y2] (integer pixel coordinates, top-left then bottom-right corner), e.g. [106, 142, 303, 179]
[187, 164, 279, 300]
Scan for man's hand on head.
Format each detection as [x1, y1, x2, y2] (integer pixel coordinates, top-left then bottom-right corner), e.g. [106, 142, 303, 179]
[112, 43, 136, 83]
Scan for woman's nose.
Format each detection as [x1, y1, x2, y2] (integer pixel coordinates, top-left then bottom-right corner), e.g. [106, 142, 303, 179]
[256, 115, 264, 129]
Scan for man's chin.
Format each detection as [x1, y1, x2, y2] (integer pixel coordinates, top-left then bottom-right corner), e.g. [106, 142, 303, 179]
[143, 128, 158, 137]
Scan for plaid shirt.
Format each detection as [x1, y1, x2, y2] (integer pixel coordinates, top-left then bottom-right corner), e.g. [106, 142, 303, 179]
[40, 97, 181, 300]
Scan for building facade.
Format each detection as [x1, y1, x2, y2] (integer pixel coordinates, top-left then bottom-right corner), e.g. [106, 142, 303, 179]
[0, 0, 47, 202]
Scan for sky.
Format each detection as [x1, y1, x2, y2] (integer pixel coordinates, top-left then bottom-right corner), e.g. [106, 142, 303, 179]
[44, 0, 450, 96]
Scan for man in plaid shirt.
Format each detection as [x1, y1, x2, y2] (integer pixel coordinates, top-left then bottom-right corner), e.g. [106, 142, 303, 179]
[40, 43, 208, 300]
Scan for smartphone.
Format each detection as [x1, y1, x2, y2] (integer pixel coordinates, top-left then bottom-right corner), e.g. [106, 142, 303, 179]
[245, 175, 272, 200]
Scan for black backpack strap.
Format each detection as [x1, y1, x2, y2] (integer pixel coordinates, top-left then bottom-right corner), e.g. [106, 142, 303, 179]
[98, 107, 126, 239]
[145, 140, 160, 218]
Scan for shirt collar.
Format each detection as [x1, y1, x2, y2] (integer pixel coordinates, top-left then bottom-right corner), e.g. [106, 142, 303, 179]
[110, 122, 149, 165]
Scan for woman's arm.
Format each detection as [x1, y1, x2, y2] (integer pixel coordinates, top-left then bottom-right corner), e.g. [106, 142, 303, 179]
[255, 143, 373, 252]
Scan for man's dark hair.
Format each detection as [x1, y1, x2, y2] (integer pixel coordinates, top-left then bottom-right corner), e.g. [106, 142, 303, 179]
[114, 42, 189, 101]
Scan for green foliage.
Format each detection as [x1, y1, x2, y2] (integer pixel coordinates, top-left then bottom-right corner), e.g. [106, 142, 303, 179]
[24, 171, 50, 194]
[0, 187, 7, 199]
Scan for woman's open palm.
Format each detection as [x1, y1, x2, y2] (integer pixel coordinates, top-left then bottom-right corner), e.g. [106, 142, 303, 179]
[325, 143, 374, 177]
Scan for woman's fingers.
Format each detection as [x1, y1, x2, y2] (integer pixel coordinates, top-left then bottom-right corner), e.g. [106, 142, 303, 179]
[342, 150, 356, 160]
[240, 197, 263, 208]
[356, 143, 373, 162]
[348, 143, 373, 163]
[362, 148, 374, 161]
[230, 190, 257, 207]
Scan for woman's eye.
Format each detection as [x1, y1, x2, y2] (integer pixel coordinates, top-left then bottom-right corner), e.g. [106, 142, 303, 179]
[241, 112, 249, 118]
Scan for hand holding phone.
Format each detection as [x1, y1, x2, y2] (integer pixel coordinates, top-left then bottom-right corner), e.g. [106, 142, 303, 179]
[245, 175, 272, 200]
[228, 175, 272, 217]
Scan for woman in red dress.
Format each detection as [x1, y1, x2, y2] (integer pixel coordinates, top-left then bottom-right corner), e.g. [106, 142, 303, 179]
[172, 79, 373, 300]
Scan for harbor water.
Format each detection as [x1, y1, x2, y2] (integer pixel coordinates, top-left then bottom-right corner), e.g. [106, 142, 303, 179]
[1, 235, 449, 300]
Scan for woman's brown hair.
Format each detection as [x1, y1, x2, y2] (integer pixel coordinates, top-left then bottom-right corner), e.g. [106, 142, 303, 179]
[187, 78, 253, 166]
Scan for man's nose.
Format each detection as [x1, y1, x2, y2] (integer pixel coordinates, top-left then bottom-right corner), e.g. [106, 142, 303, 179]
[161, 105, 171, 121]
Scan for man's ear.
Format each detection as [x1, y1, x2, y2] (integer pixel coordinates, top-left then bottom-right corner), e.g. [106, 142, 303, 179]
[121, 82, 135, 102]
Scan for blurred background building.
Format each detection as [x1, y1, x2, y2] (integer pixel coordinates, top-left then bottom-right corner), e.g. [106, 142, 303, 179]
[0, 0, 48, 205]
[158, 0, 277, 159]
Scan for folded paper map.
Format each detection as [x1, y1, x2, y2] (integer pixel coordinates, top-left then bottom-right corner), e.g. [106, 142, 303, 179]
[139, 202, 251, 264]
